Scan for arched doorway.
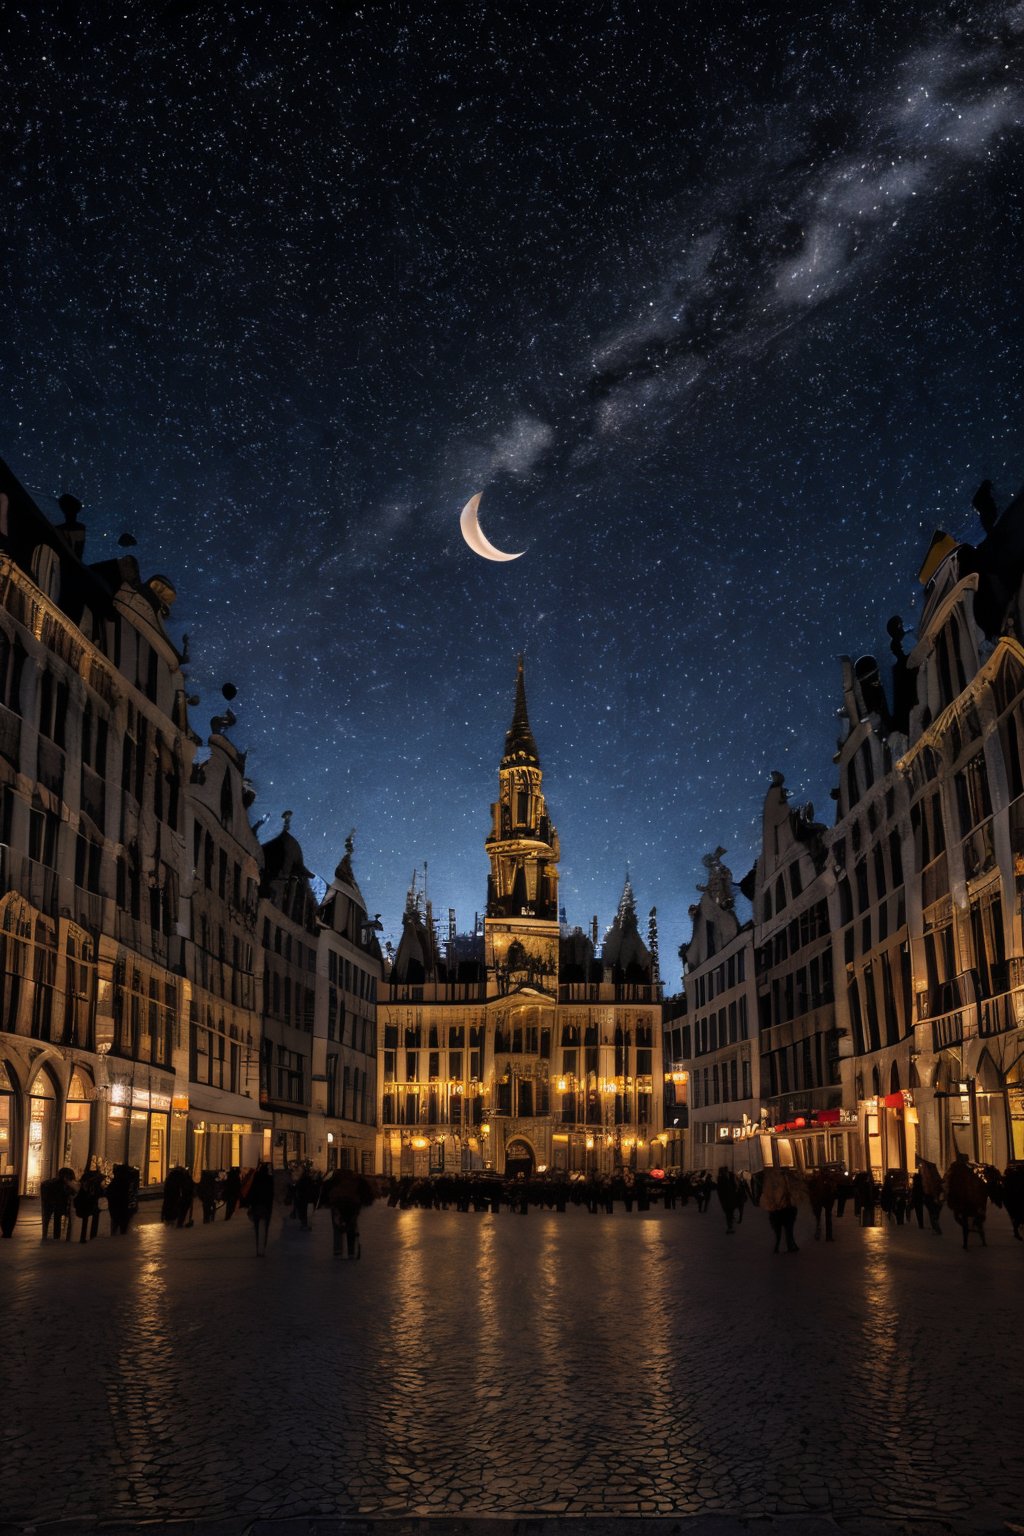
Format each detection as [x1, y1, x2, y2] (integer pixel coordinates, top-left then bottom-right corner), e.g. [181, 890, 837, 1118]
[64, 1067, 94, 1174]
[504, 1138, 535, 1178]
[26, 1067, 58, 1194]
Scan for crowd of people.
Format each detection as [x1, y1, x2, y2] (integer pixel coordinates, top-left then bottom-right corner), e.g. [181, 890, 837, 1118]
[0, 1158, 377, 1258]
[3, 1153, 1021, 1257]
[381, 1155, 1024, 1253]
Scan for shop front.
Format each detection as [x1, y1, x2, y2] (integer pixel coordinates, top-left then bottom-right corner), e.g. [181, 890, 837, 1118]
[106, 1068, 173, 1186]
[26, 1067, 59, 1194]
[860, 1090, 918, 1177]
[762, 1108, 859, 1172]
[62, 1066, 96, 1172]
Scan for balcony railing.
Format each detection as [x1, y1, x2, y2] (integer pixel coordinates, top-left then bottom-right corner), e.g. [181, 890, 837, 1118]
[930, 1005, 977, 1052]
[73, 885, 105, 934]
[979, 985, 1024, 1038]
[558, 982, 663, 1004]
[20, 854, 60, 918]
[0, 701, 20, 766]
[37, 736, 65, 798]
[960, 818, 996, 882]
[81, 763, 106, 829]
[920, 851, 949, 910]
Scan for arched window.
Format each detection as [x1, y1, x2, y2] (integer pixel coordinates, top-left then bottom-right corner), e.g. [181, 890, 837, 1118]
[26, 1067, 58, 1194]
[65, 1066, 95, 1174]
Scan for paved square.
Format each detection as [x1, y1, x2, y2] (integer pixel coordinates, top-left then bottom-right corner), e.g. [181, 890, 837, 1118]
[2, 1197, 1022, 1535]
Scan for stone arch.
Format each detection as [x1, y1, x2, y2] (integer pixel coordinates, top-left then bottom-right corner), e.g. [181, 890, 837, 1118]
[503, 1136, 536, 1177]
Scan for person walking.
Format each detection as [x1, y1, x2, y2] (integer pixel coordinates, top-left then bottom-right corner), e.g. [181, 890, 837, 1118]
[758, 1166, 806, 1253]
[40, 1167, 76, 1240]
[293, 1163, 317, 1230]
[716, 1166, 740, 1234]
[74, 1163, 104, 1243]
[197, 1169, 219, 1224]
[322, 1165, 375, 1258]
[222, 1166, 242, 1220]
[247, 1162, 275, 1256]
[106, 1165, 139, 1235]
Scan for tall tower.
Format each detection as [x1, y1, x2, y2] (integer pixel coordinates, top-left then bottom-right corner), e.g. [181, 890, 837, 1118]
[484, 657, 560, 993]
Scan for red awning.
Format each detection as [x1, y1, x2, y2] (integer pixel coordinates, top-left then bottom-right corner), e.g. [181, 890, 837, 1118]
[814, 1109, 842, 1124]
[881, 1091, 905, 1109]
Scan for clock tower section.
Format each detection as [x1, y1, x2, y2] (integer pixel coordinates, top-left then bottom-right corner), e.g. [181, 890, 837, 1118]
[484, 657, 560, 993]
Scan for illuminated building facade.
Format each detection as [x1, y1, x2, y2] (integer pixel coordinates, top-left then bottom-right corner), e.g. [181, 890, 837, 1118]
[182, 726, 267, 1173]
[674, 486, 1024, 1177]
[257, 814, 320, 1166]
[679, 850, 759, 1171]
[0, 461, 195, 1191]
[377, 660, 665, 1177]
[894, 506, 1024, 1169]
[313, 837, 382, 1174]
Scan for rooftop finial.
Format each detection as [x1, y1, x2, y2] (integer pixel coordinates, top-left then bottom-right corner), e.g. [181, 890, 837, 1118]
[503, 653, 539, 765]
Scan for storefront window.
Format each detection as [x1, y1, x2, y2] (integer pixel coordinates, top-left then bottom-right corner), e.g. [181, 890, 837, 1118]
[64, 1067, 94, 1174]
[0, 1059, 15, 1174]
[128, 1110, 168, 1186]
[26, 1070, 57, 1194]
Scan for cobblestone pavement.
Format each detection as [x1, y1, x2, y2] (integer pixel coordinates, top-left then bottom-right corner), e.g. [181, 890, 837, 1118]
[3, 1197, 1023, 1536]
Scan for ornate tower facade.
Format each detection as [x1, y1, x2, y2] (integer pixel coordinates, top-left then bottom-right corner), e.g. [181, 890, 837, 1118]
[484, 658, 560, 993]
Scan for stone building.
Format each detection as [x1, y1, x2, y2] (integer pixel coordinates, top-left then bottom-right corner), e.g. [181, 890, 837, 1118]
[182, 722, 267, 1173]
[313, 834, 382, 1174]
[0, 458, 387, 1194]
[660, 993, 690, 1170]
[0, 461, 194, 1190]
[894, 494, 1024, 1168]
[257, 813, 320, 1167]
[827, 643, 916, 1178]
[377, 660, 665, 1178]
[749, 774, 852, 1169]
[678, 850, 759, 1172]
[674, 481, 1024, 1178]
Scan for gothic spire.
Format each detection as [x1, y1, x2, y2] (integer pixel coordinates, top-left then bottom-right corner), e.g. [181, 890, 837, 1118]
[502, 654, 539, 767]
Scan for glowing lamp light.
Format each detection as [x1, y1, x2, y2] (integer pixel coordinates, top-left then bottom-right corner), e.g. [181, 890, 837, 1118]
[650, 1168, 666, 1180]
[411, 1136, 428, 1150]
[556, 1077, 568, 1092]
[480, 1123, 490, 1137]
[672, 1070, 689, 1085]
[585, 1135, 595, 1150]
[794, 1117, 807, 1128]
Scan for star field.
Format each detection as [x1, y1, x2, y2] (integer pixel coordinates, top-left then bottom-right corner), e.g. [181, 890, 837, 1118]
[2, 2, 1023, 967]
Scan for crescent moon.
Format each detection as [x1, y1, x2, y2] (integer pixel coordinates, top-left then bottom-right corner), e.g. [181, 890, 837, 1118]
[459, 492, 524, 562]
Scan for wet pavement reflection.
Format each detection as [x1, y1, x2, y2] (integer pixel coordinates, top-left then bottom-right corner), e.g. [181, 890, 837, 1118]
[3, 1200, 1020, 1530]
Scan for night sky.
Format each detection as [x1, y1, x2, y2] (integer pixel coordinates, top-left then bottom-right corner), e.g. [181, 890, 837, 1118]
[3, 3, 1024, 972]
